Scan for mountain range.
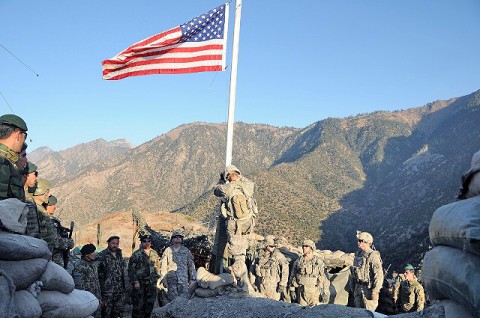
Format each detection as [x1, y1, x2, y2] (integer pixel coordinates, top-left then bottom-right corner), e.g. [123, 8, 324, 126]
[30, 89, 480, 270]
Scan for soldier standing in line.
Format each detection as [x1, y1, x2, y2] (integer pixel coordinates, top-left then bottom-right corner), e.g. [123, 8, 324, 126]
[251, 235, 289, 301]
[32, 179, 73, 265]
[0, 114, 28, 201]
[43, 193, 74, 267]
[350, 231, 384, 311]
[22, 162, 40, 237]
[289, 239, 330, 306]
[128, 234, 161, 318]
[73, 243, 102, 318]
[214, 165, 257, 288]
[394, 264, 425, 313]
[160, 231, 196, 303]
[97, 235, 126, 318]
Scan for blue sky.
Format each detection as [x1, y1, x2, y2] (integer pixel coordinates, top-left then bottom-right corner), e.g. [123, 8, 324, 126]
[1, 0, 479, 151]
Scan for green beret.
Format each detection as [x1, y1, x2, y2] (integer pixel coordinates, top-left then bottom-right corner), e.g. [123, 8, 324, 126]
[405, 264, 415, 271]
[0, 114, 28, 131]
[47, 195, 57, 206]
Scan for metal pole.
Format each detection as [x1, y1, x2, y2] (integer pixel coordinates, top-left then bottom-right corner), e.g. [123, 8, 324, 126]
[225, 0, 242, 166]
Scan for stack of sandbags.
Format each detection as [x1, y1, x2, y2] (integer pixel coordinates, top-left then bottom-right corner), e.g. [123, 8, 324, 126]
[422, 196, 480, 318]
[0, 231, 99, 318]
[317, 249, 355, 269]
[193, 267, 236, 298]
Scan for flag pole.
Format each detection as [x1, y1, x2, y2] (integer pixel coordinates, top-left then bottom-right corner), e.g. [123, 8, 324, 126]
[225, 0, 242, 166]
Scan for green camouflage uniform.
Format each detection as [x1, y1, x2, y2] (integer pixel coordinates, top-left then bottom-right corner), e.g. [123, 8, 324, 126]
[0, 144, 25, 201]
[252, 248, 289, 300]
[289, 254, 330, 306]
[160, 245, 196, 302]
[73, 258, 101, 318]
[394, 278, 425, 313]
[350, 248, 384, 311]
[24, 191, 40, 238]
[50, 217, 74, 267]
[128, 247, 161, 318]
[97, 248, 126, 318]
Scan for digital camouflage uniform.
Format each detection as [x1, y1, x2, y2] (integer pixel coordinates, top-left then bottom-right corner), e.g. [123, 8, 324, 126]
[289, 253, 330, 306]
[50, 217, 74, 267]
[252, 248, 289, 300]
[97, 248, 126, 318]
[128, 247, 161, 318]
[394, 278, 425, 313]
[0, 144, 25, 201]
[73, 258, 101, 318]
[214, 168, 257, 284]
[350, 248, 384, 311]
[160, 246, 196, 302]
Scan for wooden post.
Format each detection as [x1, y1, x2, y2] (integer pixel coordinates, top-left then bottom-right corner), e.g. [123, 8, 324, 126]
[97, 223, 101, 246]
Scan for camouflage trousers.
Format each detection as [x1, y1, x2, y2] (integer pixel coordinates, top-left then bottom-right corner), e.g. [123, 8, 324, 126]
[102, 292, 124, 318]
[226, 217, 254, 242]
[131, 282, 156, 318]
[165, 277, 188, 303]
[353, 284, 378, 311]
[295, 285, 320, 306]
[52, 250, 65, 268]
[258, 281, 280, 301]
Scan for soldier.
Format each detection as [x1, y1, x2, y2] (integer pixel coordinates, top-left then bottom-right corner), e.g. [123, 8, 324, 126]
[251, 235, 289, 300]
[73, 243, 101, 318]
[16, 142, 28, 174]
[128, 234, 161, 318]
[45, 195, 57, 215]
[32, 179, 73, 266]
[394, 264, 425, 313]
[22, 162, 40, 237]
[97, 235, 126, 318]
[160, 231, 196, 303]
[214, 165, 257, 286]
[0, 114, 28, 201]
[289, 239, 330, 306]
[350, 231, 384, 311]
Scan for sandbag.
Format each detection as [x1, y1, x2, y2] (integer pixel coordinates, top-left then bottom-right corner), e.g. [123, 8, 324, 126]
[0, 232, 51, 261]
[429, 196, 480, 256]
[14, 290, 42, 318]
[421, 246, 480, 318]
[195, 286, 225, 298]
[0, 270, 17, 318]
[0, 258, 48, 290]
[40, 261, 75, 294]
[37, 289, 99, 318]
[328, 266, 350, 305]
[196, 267, 234, 290]
[0, 198, 28, 234]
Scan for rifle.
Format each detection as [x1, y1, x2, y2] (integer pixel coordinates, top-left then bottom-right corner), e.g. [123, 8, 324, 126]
[63, 221, 74, 269]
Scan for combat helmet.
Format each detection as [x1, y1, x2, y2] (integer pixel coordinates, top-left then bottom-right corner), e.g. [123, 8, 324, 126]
[356, 231, 374, 244]
[264, 235, 276, 247]
[225, 165, 241, 177]
[33, 179, 51, 196]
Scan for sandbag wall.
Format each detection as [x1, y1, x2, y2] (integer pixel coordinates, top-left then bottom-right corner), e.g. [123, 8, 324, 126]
[0, 232, 98, 318]
[422, 196, 480, 318]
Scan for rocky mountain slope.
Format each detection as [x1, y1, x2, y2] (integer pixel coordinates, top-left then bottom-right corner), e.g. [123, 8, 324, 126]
[47, 89, 480, 270]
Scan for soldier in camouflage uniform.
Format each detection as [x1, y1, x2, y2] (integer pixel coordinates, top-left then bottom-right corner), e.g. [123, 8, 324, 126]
[22, 162, 40, 237]
[394, 264, 425, 313]
[73, 243, 101, 318]
[16, 142, 28, 175]
[0, 114, 28, 201]
[32, 179, 73, 265]
[160, 231, 196, 303]
[350, 231, 384, 311]
[289, 239, 330, 306]
[214, 165, 257, 287]
[251, 235, 289, 300]
[97, 235, 126, 318]
[128, 234, 161, 318]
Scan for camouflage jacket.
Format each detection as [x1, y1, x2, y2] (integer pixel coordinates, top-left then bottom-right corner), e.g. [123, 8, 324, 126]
[0, 144, 24, 201]
[25, 197, 40, 238]
[290, 254, 329, 291]
[97, 248, 126, 294]
[350, 248, 384, 294]
[394, 278, 425, 312]
[214, 176, 257, 219]
[160, 246, 196, 288]
[253, 248, 289, 287]
[73, 258, 102, 300]
[128, 247, 160, 285]
[36, 203, 73, 252]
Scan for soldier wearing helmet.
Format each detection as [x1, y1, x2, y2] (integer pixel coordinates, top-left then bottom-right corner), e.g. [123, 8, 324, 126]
[251, 235, 289, 300]
[0, 114, 29, 201]
[213, 164, 258, 286]
[350, 231, 384, 311]
[288, 239, 330, 306]
[159, 231, 196, 303]
[393, 264, 425, 313]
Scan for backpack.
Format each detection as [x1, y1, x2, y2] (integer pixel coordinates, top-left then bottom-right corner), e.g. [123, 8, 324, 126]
[231, 193, 250, 219]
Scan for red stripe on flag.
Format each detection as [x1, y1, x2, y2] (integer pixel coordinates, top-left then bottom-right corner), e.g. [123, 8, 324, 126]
[118, 27, 182, 55]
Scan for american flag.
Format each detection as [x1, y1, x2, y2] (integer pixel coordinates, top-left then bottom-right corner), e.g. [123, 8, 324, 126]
[102, 3, 229, 80]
